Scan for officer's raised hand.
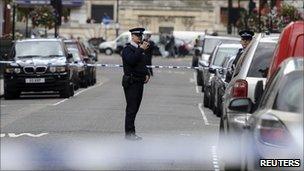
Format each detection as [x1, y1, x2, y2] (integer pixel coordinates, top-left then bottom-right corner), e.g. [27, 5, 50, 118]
[140, 41, 149, 50]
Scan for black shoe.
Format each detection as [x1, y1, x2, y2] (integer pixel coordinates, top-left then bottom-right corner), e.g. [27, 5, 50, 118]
[125, 134, 142, 141]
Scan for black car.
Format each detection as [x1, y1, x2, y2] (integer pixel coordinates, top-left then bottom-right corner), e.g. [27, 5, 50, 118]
[211, 56, 235, 116]
[64, 39, 97, 87]
[66, 47, 87, 90]
[196, 35, 240, 87]
[203, 43, 241, 108]
[3, 38, 77, 99]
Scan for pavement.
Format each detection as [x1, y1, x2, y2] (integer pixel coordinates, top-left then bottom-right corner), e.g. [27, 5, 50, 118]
[0, 54, 221, 170]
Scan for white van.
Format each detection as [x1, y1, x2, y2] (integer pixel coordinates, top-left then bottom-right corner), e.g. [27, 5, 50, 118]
[98, 32, 131, 55]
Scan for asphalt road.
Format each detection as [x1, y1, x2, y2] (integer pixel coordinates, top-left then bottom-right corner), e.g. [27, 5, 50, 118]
[0, 54, 221, 170]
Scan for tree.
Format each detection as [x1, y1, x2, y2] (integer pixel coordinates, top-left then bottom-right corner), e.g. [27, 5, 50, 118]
[30, 6, 56, 30]
[236, 2, 303, 33]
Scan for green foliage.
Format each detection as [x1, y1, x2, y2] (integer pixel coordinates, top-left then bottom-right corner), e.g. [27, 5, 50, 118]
[236, 2, 303, 33]
[30, 6, 56, 29]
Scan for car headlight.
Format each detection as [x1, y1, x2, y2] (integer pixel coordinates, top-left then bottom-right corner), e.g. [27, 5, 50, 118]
[14, 68, 21, 73]
[5, 68, 14, 74]
[56, 66, 66, 72]
[49, 66, 66, 73]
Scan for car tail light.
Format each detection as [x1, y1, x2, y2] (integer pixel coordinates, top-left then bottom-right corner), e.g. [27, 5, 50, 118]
[231, 79, 248, 98]
[256, 114, 291, 146]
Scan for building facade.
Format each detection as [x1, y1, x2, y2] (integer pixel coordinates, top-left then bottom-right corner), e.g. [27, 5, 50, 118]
[61, 0, 252, 40]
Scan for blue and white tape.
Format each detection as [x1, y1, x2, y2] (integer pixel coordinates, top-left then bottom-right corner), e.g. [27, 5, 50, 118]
[0, 61, 201, 70]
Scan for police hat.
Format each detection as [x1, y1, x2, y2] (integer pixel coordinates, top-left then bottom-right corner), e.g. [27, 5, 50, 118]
[239, 30, 254, 40]
[129, 27, 145, 36]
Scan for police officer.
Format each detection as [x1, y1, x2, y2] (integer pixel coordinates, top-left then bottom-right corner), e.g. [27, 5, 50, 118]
[143, 32, 155, 76]
[121, 27, 150, 140]
[226, 30, 254, 82]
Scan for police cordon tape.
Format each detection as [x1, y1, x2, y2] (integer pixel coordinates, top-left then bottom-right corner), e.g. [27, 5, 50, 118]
[86, 63, 201, 69]
[0, 61, 202, 70]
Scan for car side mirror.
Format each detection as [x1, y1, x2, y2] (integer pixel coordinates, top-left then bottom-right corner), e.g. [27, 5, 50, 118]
[229, 98, 253, 113]
[67, 53, 73, 59]
[83, 58, 90, 63]
[209, 67, 216, 73]
[254, 80, 264, 105]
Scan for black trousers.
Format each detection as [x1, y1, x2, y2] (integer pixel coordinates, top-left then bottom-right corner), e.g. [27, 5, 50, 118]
[123, 82, 144, 135]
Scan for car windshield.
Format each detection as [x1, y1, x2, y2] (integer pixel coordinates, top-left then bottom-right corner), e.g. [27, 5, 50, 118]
[247, 42, 276, 78]
[273, 71, 304, 113]
[203, 38, 239, 54]
[212, 47, 240, 66]
[14, 41, 63, 58]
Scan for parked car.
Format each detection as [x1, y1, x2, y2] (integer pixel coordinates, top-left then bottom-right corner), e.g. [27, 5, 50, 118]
[267, 21, 304, 80]
[83, 40, 98, 62]
[228, 58, 303, 171]
[220, 34, 279, 170]
[212, 55, 235, 116]
[99, 32, 130, 55]
[203, 43, 242, 108]
[88, 37, 105, 50]
[64, 39, 96, 87]
[3, 38, 77, 99]
[66, 47, 86, 90]
[196, 35, 240, 87]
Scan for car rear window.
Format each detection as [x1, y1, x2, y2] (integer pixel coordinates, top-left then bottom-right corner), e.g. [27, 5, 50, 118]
[273, 71, 303, 113]
[212, 47, 240, 66]
[247, 42, 276, 78]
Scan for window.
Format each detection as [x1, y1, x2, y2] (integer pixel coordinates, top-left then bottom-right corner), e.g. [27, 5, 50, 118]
[203, 38, 240, 55]
[272, 71, 304, 113]
[212, 47, 240, 66]
[14, 41, 63, 57]
[258, 67, 281, 109]
[247, 42, 276, 78]
[91, 5, 114, 23]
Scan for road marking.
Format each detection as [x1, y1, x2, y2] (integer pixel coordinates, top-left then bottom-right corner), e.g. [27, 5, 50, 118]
[74, 82, 104, 97]
[2, 133, 48, 138]
[52, 98, 68, 106]
[198, 103, 210, 125]
[52, 82, 104, 106]
[212, 146, 220, 171]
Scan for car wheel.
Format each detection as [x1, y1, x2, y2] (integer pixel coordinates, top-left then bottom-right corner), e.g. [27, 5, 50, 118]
[105, 48, 113, 55]
[203, 88, 209, 107]
[60, 83, 73, 98]
[196, 71, 203, 86]
[70, 84, 74, 97]
[4, 89, 20, 100]
[209, 89, 215, 110]
[215, 100, 221, 117]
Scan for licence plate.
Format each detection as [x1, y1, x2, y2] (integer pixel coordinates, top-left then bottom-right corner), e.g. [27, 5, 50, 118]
[25, 78, 45, 83]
